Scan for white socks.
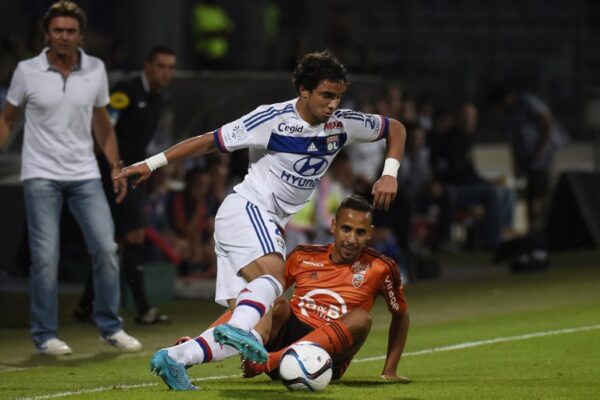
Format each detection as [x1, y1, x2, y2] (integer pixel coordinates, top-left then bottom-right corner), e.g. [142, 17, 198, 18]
[227, 275, 283, 331]
[167, 328, 263, 366]
[166, 274, 283, 367]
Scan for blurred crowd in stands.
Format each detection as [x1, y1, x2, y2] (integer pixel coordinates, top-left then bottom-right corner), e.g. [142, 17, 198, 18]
[0, 3, 568, 285]
[129, 84, 539, 284]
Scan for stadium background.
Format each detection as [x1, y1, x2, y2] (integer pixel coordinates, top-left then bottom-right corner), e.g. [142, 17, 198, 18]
[1, 0, 600, 276]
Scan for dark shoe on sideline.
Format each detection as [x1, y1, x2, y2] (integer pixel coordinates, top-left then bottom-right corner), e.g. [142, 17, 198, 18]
[136, 307, 171, 325]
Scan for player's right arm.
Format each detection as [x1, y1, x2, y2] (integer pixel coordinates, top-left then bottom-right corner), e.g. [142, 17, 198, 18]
[0, 103, 20, 149]
[116, 103, 274, 188]
[116, 131, 218, 188]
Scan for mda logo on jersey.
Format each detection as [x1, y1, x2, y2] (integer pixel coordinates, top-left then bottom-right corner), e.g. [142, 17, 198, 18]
[324, 121, 342, 130]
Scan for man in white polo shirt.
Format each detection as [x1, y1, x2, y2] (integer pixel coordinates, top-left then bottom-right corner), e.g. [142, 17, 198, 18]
[0, 1, 141, 355]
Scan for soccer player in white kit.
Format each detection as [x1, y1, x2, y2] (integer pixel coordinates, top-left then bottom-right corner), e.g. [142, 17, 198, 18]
[116, 50, 406, 390]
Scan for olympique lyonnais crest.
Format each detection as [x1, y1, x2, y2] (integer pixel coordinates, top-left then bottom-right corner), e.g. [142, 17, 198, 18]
[326, 135, 340, 152]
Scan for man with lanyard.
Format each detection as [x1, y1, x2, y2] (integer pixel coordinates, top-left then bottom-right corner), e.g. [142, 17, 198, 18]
[73, 45, 176, 325]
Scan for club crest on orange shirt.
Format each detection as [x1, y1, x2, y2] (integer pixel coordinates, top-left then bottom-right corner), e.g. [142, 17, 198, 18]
[352, 273, 364, 288]
[351, 261, 369, 288]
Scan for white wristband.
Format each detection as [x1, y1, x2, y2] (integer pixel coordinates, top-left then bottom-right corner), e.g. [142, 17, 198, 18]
[382, 158, 400, 178]
[145, 152, 168, 172]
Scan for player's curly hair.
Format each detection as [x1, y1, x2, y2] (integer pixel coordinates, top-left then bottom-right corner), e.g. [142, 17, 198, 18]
[42, 1, 87, 32]
[293, 50, 349, 94]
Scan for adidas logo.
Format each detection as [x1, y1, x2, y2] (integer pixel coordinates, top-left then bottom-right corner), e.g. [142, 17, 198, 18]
[307, 142, 318, 152]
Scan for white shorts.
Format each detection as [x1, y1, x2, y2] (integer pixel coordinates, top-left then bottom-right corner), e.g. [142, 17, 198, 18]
[214, 193, 286, 306]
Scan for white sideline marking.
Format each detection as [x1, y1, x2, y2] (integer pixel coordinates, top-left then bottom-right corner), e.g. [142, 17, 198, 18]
[14, 324, 600, 400]
[355, 323, 600, 363]
[16, 375, 238, 400]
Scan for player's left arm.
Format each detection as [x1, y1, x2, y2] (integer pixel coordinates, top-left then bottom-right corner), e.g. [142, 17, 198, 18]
[376, 255, 411, 382]
[92, 106, 127, 203]
[380, 309, 411, 383]
[372, 118, 406, 210]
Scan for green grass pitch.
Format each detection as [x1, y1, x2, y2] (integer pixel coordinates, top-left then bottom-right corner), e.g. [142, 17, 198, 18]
[1, 251, 599, 399]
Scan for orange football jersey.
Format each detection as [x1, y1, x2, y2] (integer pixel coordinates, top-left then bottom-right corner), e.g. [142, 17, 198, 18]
[286, 244, 407, 329]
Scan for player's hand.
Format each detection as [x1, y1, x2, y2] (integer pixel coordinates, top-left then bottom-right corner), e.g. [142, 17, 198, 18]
[111, 165, 127, 204]
[371, 175, 398, 210]
[115, 161, 152, 189]
[380, 373, 411, 383]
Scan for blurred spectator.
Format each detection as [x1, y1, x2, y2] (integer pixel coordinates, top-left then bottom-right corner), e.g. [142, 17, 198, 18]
[460, 108, 516, 238]
[398, 122, 454, 250]
[144, 166, 192, 265]
[417, 98, 435, 133]
[284, 196, 316, 252]
[169, 167, 216, 278]
[492, 87, 569, 233]
[431, 103, 509, 249]
[386, 84, 404, 120]
[400, 98, 418, 124]
[346, 99, 386, 188]
[206, 152, 232, 215]
[74, 45, 176, 326]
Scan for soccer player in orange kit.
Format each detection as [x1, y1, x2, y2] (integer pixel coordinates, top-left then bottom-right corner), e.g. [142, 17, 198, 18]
[175, 194, 410, 383]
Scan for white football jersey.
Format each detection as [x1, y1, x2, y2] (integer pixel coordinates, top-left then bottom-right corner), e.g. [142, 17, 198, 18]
[213, 98, 388, 226]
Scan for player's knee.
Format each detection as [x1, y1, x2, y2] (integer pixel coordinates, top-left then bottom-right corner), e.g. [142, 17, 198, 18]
[240, 253, 285, 284]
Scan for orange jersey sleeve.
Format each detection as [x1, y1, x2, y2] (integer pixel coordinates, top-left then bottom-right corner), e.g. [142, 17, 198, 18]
[285, 244, 408, 329]
[362, 248, 408, 315]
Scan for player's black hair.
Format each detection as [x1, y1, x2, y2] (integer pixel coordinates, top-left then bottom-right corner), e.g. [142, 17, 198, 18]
[146, 45, 175, 63]
[293, 50, 349, 94]
[336, 195, 373, 220]
[43, 1, 87, 32]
